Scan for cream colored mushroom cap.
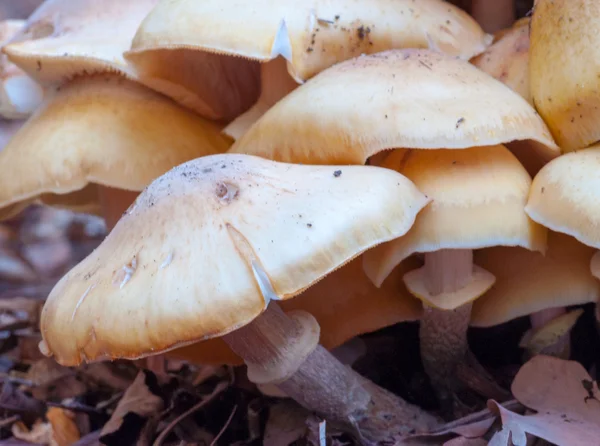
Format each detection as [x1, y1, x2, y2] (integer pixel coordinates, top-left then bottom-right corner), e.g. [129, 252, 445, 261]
[472, 232, 600, 327]
[526, 146, 600, 249]
[363, 145, 547, 287]
[128, 0, 490, 82]
[529, 0, 600, 152]
[170, 255, 423, 366]
[0, 20, 43, 119]
[40, 154, 429, 365]
[3, 0, 159, 85]
[0, 74, 231, 219]
[471, 17, 531, 104]
[230, 49, 559, 165]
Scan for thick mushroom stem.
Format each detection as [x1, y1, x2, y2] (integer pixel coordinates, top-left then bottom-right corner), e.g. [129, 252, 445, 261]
[97, 186, 139, 231]
[224, 58, 297, 139]
[471, 0, 515, 34]
[224, 303, 439, 442]
[419, 249, 473, 396]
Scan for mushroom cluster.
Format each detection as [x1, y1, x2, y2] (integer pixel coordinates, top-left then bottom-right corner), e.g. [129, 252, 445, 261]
[2, 0, 599, 443]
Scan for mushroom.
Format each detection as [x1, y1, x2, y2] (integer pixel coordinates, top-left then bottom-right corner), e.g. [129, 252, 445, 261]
[0, 75, 231, 227]
[0, 0, 231, 228]
[39, 153, 438, 441]
[362, 145, 545, 406]
[125, 0, 492, 135]
[472, 231, 599, 358]
[471, 18, 531, 104]
[230, 49, 559, 170]
[529, 0, 600, 152]
[0, 19, 43, 119]
[526, 146, 600, 331]
[229, 49, 558, 407]
[471, 0, 516, 34]
[169, 255, 423, 365]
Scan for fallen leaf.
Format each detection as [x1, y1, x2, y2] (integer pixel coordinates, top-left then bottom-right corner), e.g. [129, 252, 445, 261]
[488, 355, 600, 446]
[46, 407, 80, 446]
[99, 370, 163, 443]
[263, 401, 310, 446]
[0, 250, 37, 283]
[11, 419, 53, 445]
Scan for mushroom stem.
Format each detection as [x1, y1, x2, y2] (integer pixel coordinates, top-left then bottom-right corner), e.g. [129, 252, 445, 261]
[223, 58, 297, 139]
[419, 249, 473, 401]
[97, 185, 139, 231]
[471, 0, 515, 34]
[224, 303, 439, 442]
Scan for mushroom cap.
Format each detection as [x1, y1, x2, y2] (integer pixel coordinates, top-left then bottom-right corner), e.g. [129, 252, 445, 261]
[230, 49, 559, 165]
[40, 154, 428, 365]
[3, 0, 159, 85]
[529, 0, 600, 152]
[471, 232, 600, 327]
[363, 145, 547, 287]
[169, 255, 423, 366]
[526, 146, 600, 249]
[0, 74, 231, 220]
[0, 20, 44, 119]
[128, 0, 490, 80]
[471, 18, 531, 104]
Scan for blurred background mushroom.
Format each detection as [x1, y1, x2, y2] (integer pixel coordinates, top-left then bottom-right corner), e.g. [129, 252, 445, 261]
[0, 0, 232, 229]
[39, 154, 439, 442]
[125, 0, 492, 139]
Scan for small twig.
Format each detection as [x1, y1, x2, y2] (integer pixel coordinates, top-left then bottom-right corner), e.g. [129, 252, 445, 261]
[47, 400, 102, 415]
[152, 381, 229, 446]
[0, 414, 19, 428]
[209, 404, 238, 446]
[96, 391, 123, 410]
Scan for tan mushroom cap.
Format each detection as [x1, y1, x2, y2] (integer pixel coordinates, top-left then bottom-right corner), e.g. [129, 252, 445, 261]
[128, 0, 490, 79]
[363, 145, 547, 288]
[2, 0, 159, 85]
[471, 18, 531, 104]
[529, 0, 600, 152]
[170, 255, 423, 365]
[471, 232, 600, 327]
[0, 74, 231, 221]
[0, 20, 43, 119]
[230, 49, 559, 165]
[40, 154, 428, 366]
[526, 146, 600, 249]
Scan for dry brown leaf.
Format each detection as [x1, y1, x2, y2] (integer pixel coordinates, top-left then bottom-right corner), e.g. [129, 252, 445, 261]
[488, 356, 600, 446]
[0, 250, 37, 283]
[444, 438, 489, 446]
[100, 371, 163, 440]
[46, 407, 80, 446]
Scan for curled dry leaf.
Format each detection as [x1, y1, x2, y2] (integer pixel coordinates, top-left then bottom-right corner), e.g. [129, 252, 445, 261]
[46, 407, 80, 446]
[488, 356, 600, 446]
[99, 370, 163, 442]
[11, 419, 53, 445]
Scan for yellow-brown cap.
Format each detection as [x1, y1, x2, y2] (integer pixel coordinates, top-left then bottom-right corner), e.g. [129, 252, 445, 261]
[0, 20, 43, 118]
[526, 146, 600, 249]
[472, 232, 600, 327]
[363, 145, 547, 287]
[0, 74, 231, 221]
[230, 49, 559, 165]
[40, 154, 428, 365]
[471, 18, 531, 104]
[169, 255, 423, 366]
[3, 0, 158, 85]
[530, 0, 600, 152]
